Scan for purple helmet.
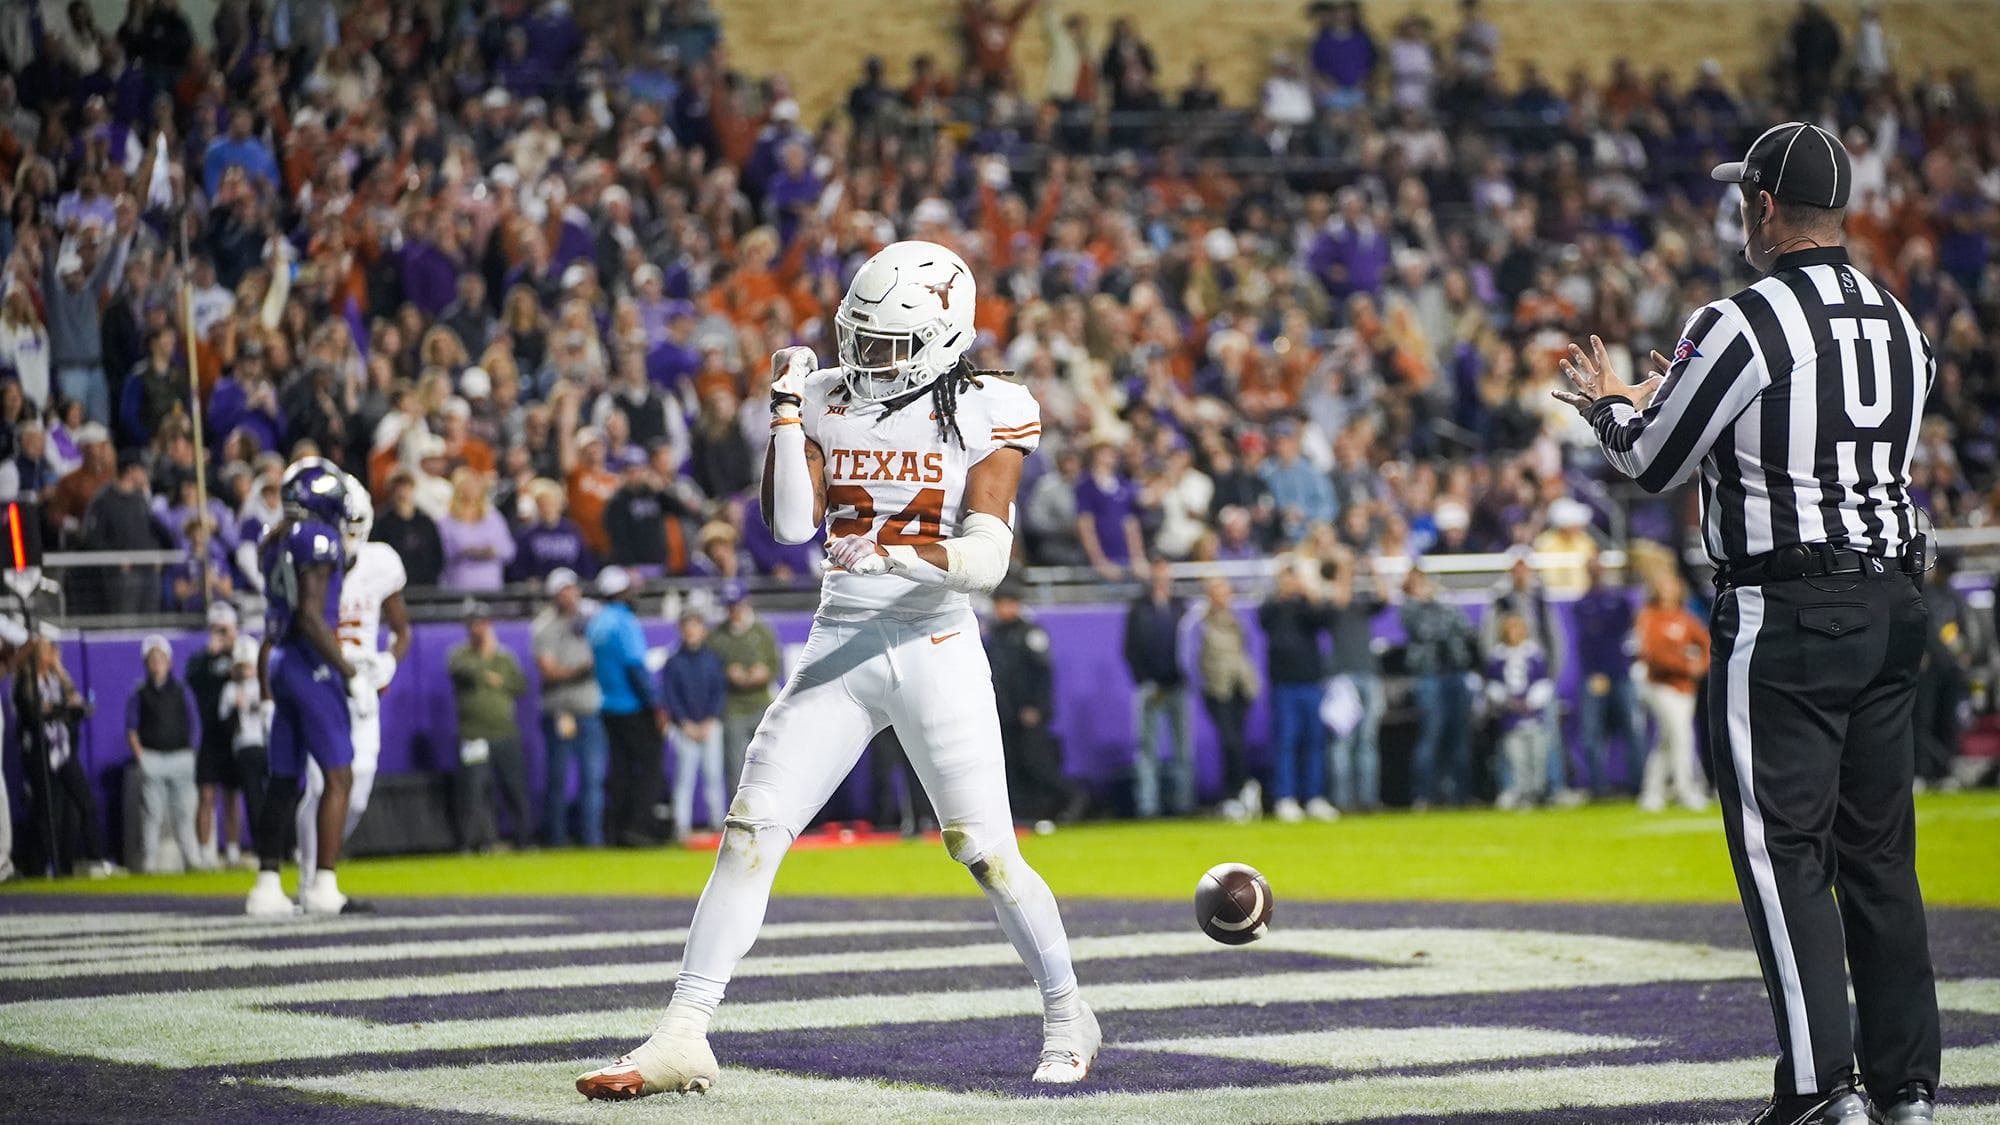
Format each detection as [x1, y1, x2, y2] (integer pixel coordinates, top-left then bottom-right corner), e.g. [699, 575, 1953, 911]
[280, 457, 349, 526]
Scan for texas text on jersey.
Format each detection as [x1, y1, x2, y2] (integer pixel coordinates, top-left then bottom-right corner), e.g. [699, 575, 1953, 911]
[801, 367, 1040, 619]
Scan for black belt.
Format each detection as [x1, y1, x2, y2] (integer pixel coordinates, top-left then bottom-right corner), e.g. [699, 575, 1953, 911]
[1716, 542, 1921, 588]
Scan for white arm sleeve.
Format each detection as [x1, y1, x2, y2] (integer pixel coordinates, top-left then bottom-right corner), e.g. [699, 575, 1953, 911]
[767, 421, 819, 545]
[235, 541, 265, 594]
[884, 512, 1015, 594]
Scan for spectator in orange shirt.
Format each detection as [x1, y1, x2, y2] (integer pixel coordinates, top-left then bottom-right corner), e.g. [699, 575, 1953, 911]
[962, 0, 1037, 81]
[565, 427, 621, 559]
[904, 54, 957, 110]
[705, 227, 811, 328]
[978, 161, 1059, 270]
[439, 397, 495, 475]
[1635, 571, 1711, 812]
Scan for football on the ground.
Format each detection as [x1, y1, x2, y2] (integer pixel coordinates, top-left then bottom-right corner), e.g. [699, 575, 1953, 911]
[1195, 862, 1273, 945]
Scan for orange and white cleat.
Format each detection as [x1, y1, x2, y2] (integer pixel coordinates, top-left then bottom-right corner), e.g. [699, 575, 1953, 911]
[1031, 1001, 1101, 1085]
[575, 1029, 719, 1100]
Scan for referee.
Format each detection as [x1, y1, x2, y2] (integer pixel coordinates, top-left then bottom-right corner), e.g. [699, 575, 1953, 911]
[1556, 122, 1938, 1125]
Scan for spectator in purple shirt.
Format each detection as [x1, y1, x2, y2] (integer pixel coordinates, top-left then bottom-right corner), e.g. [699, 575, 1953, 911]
[205, 345, 282, 453]
[163, 515, 237, 611]
[632, 267, 676, 347]
[497, 27, 552, 100]
[1074, 442, 1147, 581]
[1570, 557, 1643, 795]
[1210, 505, 1263, 561]
[510, 478, 596, 584]
[397, 218, 464, 317]
[1310, 188, 1392, 298]
[742, 497, 822, 579]
[645, 302, 702, 391]
[1935, 172, 1991, 298]
[528, 1, 584, 73]
[1309, 0, 1377, 110]
[762, 141, 822, 246]
[438, 468, 517, 591]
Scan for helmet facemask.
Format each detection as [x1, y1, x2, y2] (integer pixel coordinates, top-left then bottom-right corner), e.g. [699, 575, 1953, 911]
[837, 310, 947, 403]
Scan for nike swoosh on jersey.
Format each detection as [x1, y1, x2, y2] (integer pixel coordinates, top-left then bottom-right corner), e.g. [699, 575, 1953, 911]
[930, 631, 960, 645]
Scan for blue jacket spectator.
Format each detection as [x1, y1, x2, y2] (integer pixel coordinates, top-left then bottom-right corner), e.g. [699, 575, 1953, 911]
[661, 634, 726, 723]
[1570, 564, 1636, 677]
[202, 110, 280, 197]
[587, 577, 658, 716]
[1123, 578, 1186, 689]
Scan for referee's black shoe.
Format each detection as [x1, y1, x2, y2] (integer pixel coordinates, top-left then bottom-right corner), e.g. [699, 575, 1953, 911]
[1748, 1085, 1871, 1125]
[1870, 1082, 1935, 1124]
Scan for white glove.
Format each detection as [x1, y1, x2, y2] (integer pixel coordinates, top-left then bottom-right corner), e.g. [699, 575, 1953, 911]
[348, 666, 379, 718]
[827, 535, 889, 575]
[771, 345, 814, 413]
[371, 651, 398, 692]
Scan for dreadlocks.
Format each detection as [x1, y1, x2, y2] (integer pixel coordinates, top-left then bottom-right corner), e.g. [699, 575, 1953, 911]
[877, 355, 1011, 448]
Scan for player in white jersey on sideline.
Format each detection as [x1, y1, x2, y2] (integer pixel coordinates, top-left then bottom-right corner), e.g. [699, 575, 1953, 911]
[288, 475, 410, 910]
[577, 241, 1097, 1099]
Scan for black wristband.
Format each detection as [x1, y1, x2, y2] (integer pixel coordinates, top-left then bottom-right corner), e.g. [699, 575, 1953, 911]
[1587, 394, 1633, 426]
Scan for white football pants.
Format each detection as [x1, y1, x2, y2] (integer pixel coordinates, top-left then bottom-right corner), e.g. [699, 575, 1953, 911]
[1640, 683, 1707, 808]
[298, 700, 380, 885]
[669, 606, 1080, 1024]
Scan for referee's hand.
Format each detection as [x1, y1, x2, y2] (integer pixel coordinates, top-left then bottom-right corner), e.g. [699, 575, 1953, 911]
[1553, 335, 1667, 418]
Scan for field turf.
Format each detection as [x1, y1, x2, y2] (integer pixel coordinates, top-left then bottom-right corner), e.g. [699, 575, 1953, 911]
[14, 790, 2000, 906]
[3, 792, 1998, 1123]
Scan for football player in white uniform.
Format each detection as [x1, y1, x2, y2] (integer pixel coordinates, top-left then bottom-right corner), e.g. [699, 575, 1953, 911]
[578, 242, 1097, 1099]
[293, 476, 410, 899]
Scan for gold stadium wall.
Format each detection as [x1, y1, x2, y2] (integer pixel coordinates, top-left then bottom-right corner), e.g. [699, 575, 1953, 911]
[714, 0, 2000, 124]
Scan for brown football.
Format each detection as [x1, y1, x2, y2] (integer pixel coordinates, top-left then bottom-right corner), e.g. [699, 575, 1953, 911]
[1195, 862, 1273, 945]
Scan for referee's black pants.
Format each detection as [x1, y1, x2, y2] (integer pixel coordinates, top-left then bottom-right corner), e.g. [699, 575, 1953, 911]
[1707, 569, 1940, 1099]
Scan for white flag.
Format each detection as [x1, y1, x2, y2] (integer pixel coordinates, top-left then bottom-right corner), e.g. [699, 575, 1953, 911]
[1320, 676, 1363, 737]
[145, 131, 173, 210]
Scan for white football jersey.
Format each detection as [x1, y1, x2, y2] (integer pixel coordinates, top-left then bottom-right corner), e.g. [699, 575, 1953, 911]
[338, 541, 408, 656]
[802, 368, 1040, 619]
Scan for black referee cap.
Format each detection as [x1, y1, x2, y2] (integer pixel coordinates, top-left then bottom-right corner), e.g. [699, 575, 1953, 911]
[1711, 121, 1852, 209]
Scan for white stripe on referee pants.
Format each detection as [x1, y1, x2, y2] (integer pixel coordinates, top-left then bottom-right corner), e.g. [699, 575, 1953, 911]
[1724, 586, 1817, 1094]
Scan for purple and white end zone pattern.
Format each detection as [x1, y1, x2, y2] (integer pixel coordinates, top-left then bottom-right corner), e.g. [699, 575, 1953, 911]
[1, 897, 1997, 1124]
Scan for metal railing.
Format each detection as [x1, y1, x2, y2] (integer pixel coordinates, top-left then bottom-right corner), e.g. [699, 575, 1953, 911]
[4, 543, 1665, 629]
[35, 527, 2000, 632]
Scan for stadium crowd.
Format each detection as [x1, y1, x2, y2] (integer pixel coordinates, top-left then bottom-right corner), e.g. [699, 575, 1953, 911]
[16, 532, 1992, 877]
[0, 0, 1991, 603]
[0, 0, 1998, 873]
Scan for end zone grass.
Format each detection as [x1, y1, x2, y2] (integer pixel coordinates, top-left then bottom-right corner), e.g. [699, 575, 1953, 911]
[11, 790, 1999, 906]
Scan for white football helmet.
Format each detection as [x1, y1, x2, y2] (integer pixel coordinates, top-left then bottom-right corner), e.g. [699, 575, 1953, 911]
[341, 473, 374, 558]
[834, 240, 976, 403]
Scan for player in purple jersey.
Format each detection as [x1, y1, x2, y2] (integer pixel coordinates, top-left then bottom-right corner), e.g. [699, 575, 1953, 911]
[246, 459, 360, 916]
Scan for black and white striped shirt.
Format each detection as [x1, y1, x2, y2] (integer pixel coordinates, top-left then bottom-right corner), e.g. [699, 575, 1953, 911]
[1590, 246, 1935, 565]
